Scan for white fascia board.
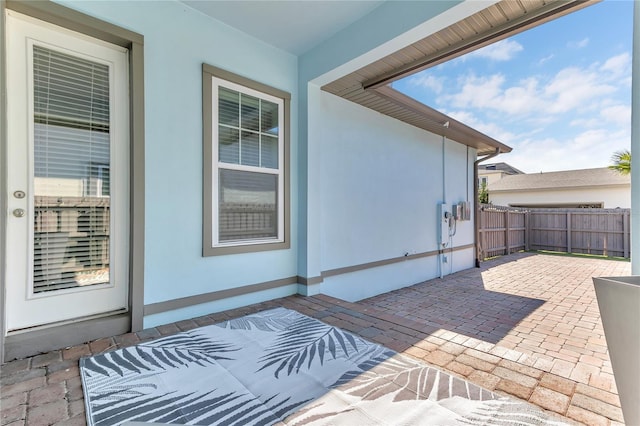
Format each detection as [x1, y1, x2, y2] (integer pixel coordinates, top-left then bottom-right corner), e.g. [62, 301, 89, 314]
[308, 0, 500, 86]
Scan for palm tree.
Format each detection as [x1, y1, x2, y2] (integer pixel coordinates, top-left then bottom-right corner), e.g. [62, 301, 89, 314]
[609, 149, 631, 175]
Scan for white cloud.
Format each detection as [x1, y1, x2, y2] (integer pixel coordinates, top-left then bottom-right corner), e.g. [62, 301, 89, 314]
[442, 74, 546, 116]
[445, 109, 515, 142]
[498, 78, 547, 116]
[444, 109, 477, 124]
[467, 39, 523, 61]
[404, 46, 632, 173]
[568, 37, 589, 49]
[406, 74, 444, 94]
[573, 128, 611, 149]
[570, 118, 601, 128]
[440, 50, 628, 119]
[463, 101, 631, 173]
[538, 54, 554, 66]
[444, 74, 504, 109]
[600, 52, 632, 82]
[544, 67, 616, 113]
[600, 104, 631, 126]
[503, 128, 629, 173]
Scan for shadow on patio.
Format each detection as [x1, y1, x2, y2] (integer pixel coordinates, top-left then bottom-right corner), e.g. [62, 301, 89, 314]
[363, 260, 545, 345]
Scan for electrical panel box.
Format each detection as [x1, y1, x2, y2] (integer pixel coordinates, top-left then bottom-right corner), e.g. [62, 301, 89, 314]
[452, 203, 462, 220]
[452, 201, 470, 221]
[463, 201, 471, 221]
[457, 201, 469, 221]
[439, 203, 450, 247]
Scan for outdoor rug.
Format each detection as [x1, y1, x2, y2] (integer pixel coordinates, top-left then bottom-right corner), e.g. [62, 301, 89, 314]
[80, 307, 569, 425]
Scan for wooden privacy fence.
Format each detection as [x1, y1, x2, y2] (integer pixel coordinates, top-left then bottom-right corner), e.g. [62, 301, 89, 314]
[478, 205, 631, 260]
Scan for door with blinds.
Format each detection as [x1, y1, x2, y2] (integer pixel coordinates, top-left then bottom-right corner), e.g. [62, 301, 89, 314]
[5, 11, 130, 331]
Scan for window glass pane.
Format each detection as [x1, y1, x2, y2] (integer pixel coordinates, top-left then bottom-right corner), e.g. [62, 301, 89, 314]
[241, 131, 259, 167]
[219, 87, 239, 127]
[219, 169, 277, 242]
[261, 135, 278, 169]
[261, 100, 279, 135]
[33, 45, 111, 293]
[219, 126, 239, 164]
[241, 93, 260, 132]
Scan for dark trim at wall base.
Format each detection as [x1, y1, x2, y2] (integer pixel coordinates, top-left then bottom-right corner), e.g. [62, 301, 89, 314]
[321, 243, 475, 279]
[4, 314, 129, 361]
[145, 244, 475, 317]
[297, 275, 323, 286]
[144, 277, 299, 316]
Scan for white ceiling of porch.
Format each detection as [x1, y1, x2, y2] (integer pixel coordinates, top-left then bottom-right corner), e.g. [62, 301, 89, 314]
[181, 0, 384, 56]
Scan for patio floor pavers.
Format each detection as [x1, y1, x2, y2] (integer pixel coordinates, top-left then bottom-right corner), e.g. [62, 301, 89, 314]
[361, 252, 629, 425]
[0, 252, 629, 425]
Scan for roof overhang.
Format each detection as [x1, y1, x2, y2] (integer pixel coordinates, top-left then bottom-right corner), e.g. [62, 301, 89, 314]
[373, 85, 512, 154]
[321, 0, 598, 156]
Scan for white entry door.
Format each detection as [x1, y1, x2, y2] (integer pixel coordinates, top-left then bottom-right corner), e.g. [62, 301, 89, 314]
[5, 11, 130, 332]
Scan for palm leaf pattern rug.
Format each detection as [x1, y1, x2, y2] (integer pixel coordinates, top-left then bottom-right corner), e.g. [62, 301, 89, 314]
[80, 308, 569, 425]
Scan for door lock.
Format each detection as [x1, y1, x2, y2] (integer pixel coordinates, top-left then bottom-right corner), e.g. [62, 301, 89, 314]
[13, 190, 26, 199]
[13, 208, 26, 218]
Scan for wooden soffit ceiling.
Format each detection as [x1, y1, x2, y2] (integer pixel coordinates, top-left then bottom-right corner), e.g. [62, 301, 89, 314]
[322, 0, 598, 156]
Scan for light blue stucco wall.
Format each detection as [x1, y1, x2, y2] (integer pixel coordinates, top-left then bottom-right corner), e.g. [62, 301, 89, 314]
[296, 0, 470, 280]
[55, 1, 300, 327]
[49, 0, 481, 326]
[315, 91, 475, 301]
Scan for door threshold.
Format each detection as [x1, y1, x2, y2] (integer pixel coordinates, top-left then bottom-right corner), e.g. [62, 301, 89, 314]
[4, 311, 130, 361]
[6, 308, 128, 336]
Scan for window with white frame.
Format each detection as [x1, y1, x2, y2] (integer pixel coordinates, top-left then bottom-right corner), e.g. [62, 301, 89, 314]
[203, 65, 290, 255]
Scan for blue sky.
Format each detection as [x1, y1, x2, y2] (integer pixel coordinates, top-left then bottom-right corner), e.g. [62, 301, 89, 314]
[392, 0, 633, 173]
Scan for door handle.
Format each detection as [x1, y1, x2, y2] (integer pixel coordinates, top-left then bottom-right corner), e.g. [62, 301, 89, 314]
[13, 208, 25, 218]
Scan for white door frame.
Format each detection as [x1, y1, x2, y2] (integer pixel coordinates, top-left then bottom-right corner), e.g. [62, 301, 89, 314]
[1, 0, 145, 362]
[5, 10, 130, 331]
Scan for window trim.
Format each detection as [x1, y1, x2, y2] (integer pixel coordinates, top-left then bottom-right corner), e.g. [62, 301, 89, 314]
[213, 78, 284, 246]
[202, 64, 290, 256]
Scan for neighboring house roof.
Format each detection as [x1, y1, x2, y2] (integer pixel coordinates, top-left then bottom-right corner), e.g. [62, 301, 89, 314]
[478, 163, 524, 175]
[490, 168, 630, 192]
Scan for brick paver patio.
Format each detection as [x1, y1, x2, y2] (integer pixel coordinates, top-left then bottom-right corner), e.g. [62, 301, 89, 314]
[0, 253, 629, 425]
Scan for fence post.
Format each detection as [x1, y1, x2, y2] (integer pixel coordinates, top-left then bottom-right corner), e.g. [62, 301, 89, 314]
[567, 212, 572, 254]
[505, 210, 510, 255]
[478, 206, 482, 261]
[624, 210, 630, 258]
[482, 209, 486, 260]
[524, 210, 531, 251]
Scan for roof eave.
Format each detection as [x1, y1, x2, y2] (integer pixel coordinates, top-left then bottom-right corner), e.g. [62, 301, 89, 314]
[373, 85, 512, 155]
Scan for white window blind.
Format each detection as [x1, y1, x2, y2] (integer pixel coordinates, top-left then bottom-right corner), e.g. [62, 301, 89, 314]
[215, 82, 283, 244]
[32, 45, 111, 293]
